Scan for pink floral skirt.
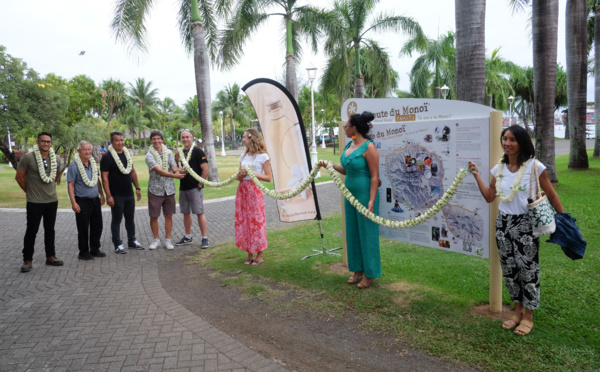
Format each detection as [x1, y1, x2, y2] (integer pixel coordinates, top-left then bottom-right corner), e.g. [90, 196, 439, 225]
[235, 180, 268, 253]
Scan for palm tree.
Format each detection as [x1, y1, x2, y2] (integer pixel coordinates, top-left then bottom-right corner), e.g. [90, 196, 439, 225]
[455, 0, 486, 104]
[510, 0, 561, 182]
[100, 78, 126, 131]
[128, 78, 160, 151]
[212, 83, 249, 149]
[322, 0, 422, 99]
[566, 0, 590, 170]
[111, 0, 227, 181]
[595, 2, 600, 158]
[183, 96, 201, 138]
[219, 0, 325, 100]
[400, 31, 455, 98]
[485, 48, 519, 110]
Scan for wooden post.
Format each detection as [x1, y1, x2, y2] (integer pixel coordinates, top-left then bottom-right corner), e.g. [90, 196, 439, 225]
[489, 111, 503, 313]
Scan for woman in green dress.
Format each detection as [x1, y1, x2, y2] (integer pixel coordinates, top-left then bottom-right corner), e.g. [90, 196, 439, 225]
[319, 111, 380, 288]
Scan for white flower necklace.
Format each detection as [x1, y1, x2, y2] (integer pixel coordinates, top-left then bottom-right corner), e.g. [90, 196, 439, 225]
[148, 144, 169, 170]
[177, 142, 195, 168]
[495, 157, 529, 202]
[74, 153, 98, 187]
[108, 145, 132, 174]
[33, 144, 57, 183]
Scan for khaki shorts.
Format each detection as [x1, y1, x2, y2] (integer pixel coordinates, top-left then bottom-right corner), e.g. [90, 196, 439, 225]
[179, 188, 204, 215]
[148, 192, 176, 218]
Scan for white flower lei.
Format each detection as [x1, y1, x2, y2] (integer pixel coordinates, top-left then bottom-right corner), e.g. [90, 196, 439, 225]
[176, 146, 238, 187]
[74, 153, 98, 187]
[108, 145, 132, 174]
[33, 144, 57, 183]
[148, 144, 169, 170]
[327, 163, 468, 229]
[244, 164, 320, 200]
[242, 162, 469, 229]
[495, 157, 528, 202]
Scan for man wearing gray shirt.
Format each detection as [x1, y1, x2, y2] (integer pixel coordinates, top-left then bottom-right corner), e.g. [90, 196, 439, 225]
[145, 130, 183, 250]
[67, 141, 106, 260]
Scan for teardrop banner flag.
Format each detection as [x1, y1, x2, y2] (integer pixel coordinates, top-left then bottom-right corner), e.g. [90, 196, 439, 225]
[242, 78, 321, 222]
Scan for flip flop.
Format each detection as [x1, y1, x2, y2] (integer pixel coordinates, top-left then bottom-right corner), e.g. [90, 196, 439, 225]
[244, 259, 254, 265]
[502, 315, 521, 330]
[514, 319, 534, 336]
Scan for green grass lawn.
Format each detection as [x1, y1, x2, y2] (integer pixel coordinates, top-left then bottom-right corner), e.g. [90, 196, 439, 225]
[195, 150, 600, 371]
[0, 146, 340, 209]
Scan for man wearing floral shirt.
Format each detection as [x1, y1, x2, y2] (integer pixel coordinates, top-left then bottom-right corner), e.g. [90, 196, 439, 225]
[145, 130, 184, 250]
[15, 132, 64, 273]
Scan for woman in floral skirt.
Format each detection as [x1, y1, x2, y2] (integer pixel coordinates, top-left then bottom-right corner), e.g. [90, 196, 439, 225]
[235, 128, 272, 265]
[469, 125, 564, 335]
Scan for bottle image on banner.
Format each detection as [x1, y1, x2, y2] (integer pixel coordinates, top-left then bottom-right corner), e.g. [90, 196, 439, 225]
[266, 100, 307, 194]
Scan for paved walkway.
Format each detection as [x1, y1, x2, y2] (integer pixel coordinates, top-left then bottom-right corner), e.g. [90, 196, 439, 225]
[0, 182, 341, 372]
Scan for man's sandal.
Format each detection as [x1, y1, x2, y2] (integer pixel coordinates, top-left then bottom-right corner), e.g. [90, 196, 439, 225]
[502, 315, 521, 330]
[514, 320, 533, 336]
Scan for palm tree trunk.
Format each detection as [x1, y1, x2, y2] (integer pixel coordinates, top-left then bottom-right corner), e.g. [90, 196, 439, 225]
[594, 5, 600, 158]
[192, 20, 220, 182]
[566, 0, 589, 170]
[454, 0, 486, 104]
[353, 42, 364, 98]
[532, 0, 559, 182]
[286, 54, 298, 101]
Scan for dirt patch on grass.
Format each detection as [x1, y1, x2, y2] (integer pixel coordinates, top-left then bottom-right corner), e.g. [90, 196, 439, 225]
[159, 255, 478, 372]
[470, 304, 513, 321]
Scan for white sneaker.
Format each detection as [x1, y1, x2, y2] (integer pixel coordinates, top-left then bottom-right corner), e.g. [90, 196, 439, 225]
[149, 239, 161, 250]
[165, 239, 174, 250]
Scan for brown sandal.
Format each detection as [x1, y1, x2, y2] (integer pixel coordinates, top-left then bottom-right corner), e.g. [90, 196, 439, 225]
[244, 259, 254, 265]
[502, 315, 521, 330]
[514, 320, 534, 336]
[347, 272, 363, 284]
[357, 277, 373, 289]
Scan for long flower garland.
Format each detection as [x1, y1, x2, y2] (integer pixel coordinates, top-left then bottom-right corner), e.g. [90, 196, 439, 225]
[325, 163, 468, 228]
[108, 145, 132, 174]
[148, 144, 169, 170]
[241, 161, 469, 229]
[495, 157, 528, 202]
[33, 144, 57, 183]
[243, 164, 320, 200]
[74, 153, 98, 187]
[176, 146, 238, 187]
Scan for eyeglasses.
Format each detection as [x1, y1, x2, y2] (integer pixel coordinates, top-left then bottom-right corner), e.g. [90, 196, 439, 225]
[39, 140, 52, 144]
[343, 125, 351, 129]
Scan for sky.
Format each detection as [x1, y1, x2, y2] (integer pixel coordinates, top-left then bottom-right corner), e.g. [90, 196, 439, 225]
[0, 0, 587, 109]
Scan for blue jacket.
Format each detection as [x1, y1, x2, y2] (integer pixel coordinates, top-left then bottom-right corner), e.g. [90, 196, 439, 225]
[546, 213, 587, 260]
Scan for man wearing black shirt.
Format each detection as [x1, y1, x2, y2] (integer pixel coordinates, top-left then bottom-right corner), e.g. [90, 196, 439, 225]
[174, 129, 210, 248]
[100, 131, 145, 254]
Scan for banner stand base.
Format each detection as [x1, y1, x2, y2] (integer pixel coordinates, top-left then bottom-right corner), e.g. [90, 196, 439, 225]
[301, 220, 342, 260]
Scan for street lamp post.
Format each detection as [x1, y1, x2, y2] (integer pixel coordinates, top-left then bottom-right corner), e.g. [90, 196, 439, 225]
[219, 111, 226, 156]
[306, 64, 319, 177]
[320, 108, 326, 149]
[441, 85, 450, 100]
[507, 95, 514, 126]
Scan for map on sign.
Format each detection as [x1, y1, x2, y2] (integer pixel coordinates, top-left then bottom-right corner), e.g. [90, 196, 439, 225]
[373, 118, 490, 258]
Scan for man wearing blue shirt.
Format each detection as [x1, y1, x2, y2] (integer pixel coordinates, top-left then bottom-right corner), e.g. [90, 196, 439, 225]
[67, 141, 106, 260]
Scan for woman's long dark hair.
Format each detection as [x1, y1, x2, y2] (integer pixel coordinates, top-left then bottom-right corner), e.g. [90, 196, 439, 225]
[501, 125, 535, 165]
[349, 111, 375, 137]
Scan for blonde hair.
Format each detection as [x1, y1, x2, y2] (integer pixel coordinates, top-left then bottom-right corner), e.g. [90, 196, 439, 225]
[244, 128, 268, 155]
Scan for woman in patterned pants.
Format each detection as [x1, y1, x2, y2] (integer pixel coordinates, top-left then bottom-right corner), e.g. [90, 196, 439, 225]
[469, 125, 564, 336]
